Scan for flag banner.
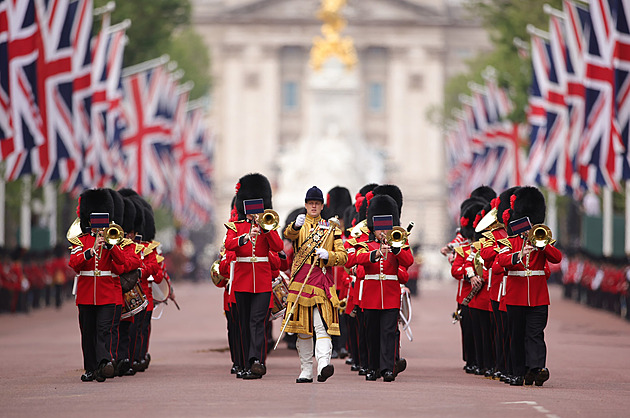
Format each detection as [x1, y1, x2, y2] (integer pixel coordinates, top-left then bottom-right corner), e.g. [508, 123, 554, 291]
[243, 198, 264, 215]
[509, 217, 532, 235]
[373, 215, 394, 231]
[89, 212, 109, 229]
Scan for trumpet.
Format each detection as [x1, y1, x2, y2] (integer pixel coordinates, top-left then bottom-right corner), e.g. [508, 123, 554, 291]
[528, 224, 552, 248]
[105, 223, 124, 246]
[386, 226, 408, 249]
[256, 209, 280, 231]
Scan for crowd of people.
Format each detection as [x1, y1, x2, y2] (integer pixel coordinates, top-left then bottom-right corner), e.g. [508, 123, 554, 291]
[0, 246, 74, 314]
[445, 185, 560, 387]
[212, 174, 419, 383]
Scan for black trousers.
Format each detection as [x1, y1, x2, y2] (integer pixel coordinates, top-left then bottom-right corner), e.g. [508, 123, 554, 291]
[459, 305, 476, 366]
[235, 291, 271, 367]
[333, 310, 348, 353]
[346, 313, 359, 364]
[227, 302, 244, 368]
[357, 308, 369, 369]
[118, 320, 132, 361]
[491, 300, 510, 374]
[364, 308, 399, 374]
[507, 304, 548, 376]
[78, 303, 121, 372]
[128, 309, 146, 363]
[139, 310, 152, 359]
[469, 307, 494, 371]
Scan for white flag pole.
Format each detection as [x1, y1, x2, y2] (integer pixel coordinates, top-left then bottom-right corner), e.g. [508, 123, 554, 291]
[547, 191, 558, 239]
[602, 187, 613, 257]
[45, 183, 57, 246]
[20, 177, 31, 249]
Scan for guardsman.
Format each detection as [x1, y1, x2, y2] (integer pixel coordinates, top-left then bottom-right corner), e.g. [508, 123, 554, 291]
[282, 185, 348, 383]
[224, 173, 284, 379]
[69, 189, 126, 382]
[355, 195, 414, 382]
[497, 186, 562, 387]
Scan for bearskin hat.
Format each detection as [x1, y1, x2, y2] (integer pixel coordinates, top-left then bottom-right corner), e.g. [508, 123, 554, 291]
[118, 188, 139, 199]
[372, 184, 403, 217]
[459, 197, 486, 240]
[235, 173, 272, 221]
[511, 186, 546, 226]
[122, 197, 137, 233]
[326, 186, 352, 218]
[496, 186, 521, 233]
[367, 195, 400, 232]
[107, 189, 125, 226]
[128, 197, 145, 235]
[470, 185, 496, 203]
[79, 188, 115, 233]
[142, 205, 156, 241]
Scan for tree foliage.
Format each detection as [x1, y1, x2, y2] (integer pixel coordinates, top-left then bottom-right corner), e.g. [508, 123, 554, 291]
[443, 0, 564, 124]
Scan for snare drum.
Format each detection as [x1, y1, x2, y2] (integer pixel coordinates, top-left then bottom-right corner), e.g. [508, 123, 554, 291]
[121, 283, 148, 319]
[151, 278, 171, 304]
[270, 272, 290, 320]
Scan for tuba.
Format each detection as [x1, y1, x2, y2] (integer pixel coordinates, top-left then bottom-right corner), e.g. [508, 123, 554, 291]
[386, 226, 408, 249]
[257, 209, 280, 231]
[105, 223, 124, 246]
[528, 224, 552, 248]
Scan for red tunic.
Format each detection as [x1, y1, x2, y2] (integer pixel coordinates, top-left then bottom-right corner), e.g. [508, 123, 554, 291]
[224, 220, 284, 293]
[467, 246, 491, 312]
[356, 241, 414, 310]
[140, 242, 161, 311]
[497, 236, 562, 306]
[69, 234, 125, 305]
[451, 242, 472, 305]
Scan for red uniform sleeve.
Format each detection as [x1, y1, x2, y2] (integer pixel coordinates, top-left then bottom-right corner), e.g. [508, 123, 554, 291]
[543, 244, 563, 264]
[224, 228, 243, 251]
[264, 229, 285, 253]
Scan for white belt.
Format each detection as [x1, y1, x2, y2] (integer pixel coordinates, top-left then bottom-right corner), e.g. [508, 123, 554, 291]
[364, 274, 398, 281]
[507, 270, 545, 277]
[235, 256, 269, 263]
[79, 270, 117, 277]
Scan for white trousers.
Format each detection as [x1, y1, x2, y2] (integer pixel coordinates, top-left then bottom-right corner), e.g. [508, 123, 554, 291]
[296, 307, 332, 379]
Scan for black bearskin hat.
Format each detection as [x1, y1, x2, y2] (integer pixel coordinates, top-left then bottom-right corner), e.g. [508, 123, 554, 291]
[496, 186, 521, 231]
[235, 173, 272, 221]
[326, 186, 352, 218]
[459, 197, 486, 240]
[470, 185, 496, 203]
[129, 197, 145, 235]
[118, 188, 139, 199]
[511, 186, 546, 226]
[142, 205, 156, 241]
[107, 189, 124, 226]
[122, 197, 137, 233]
[372, 184, 403, 217]
[79, 188, 115, 233]
[367, 195, 400, 232]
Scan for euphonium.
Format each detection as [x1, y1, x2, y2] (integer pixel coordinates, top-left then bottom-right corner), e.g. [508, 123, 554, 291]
[257, 209, 280, 231]
[386, 226, 408, 249]
[105, 223, 124, 246]
[66, 217, 83, 245]
[527, 224, 552, 248]
[338, 297, 347, 314]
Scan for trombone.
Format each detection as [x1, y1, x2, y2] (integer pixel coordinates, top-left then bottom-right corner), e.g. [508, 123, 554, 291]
[527, 224, 553, 248]
[256, 209, 280, 231]
[105, 223, 125, 246]
[386, 226, 409, 249]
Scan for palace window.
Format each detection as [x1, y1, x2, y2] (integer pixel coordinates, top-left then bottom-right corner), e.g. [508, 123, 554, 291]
[282, 81, 299, 111]
[368, 82, 384, 112]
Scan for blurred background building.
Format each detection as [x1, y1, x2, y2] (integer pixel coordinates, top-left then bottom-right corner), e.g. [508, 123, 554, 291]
[192, 0, 491, 274]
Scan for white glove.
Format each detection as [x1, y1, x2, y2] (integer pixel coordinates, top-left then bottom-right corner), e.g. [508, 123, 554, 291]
[315, 248, 329, 260]
[295, 214, 306, 227]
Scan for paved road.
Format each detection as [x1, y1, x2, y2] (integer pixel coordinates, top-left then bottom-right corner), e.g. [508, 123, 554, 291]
[1, 279, 629, 417]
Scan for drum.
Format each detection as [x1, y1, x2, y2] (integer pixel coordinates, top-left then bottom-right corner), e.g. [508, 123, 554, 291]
[151, 277, 171, 304]
[270, 272, 290, 320]
[121, 283, 148, 319]
[399, 286, 413, 342]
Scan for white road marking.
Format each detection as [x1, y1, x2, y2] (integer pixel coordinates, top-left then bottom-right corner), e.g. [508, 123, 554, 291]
[502, 401, 559, 418]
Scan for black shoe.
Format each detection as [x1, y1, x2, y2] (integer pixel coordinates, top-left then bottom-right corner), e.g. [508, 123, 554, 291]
[317, 364, 334, 382]
[80, 371, 95, 382]
[394, 358, 407, 377]
[230, 365, 239, 374]
[492, 370, 503, 380]
[484, 368, 495, 378]
[131, 361, 143, 373]
[350, 364, 360, 372]
[116, 359, 131, 377]
[358, 368, 368, 376]
[465, 365, 476, 374]
[365, 370, 378, 381]
[242, 370, 262, 380]
[474, 367, 485, 376]
[510, 376, 524, 386]
[144, 353, 151, 369]
[101, 361, 115, 379]
[124, 367, 136, 376]
[524, 368, 537, 386]
[236, 369, 246, 379]
[296, 377, 313, 383]
[94, 369, 106, 382]
[382, 371, 395, 382]
[345, 357, 354, 365]
[331, 349, 339, 359]
[250, 360, 266, 376]
[339, 348, 349, 359]
[535, 368, 550, 386]
[138, 359, 147, 372]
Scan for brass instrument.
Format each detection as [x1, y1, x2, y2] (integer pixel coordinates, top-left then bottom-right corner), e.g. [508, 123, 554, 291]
[105, 223, 124, 246]
[452, 309, 462, 323]
[256, 209, 280, 231]
[338, 297, 347, 314]
[473, 251, 484, 277]
[386, 226, 408, 249]
[210, 259, 228, 287]
[528, 224, 552, 248]
[66, 217, 83, 245]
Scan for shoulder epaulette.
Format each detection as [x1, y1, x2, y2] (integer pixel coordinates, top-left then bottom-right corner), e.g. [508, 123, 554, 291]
[68, 232, 88, 247]
[120, 238, 134, 248]
[156, 255, 165, 264]
[224, 222, 237, 232]
[149, 241, 160, 251]
[472, 241, 482, 251]
[497, 238, 512, 249]
[482, 230, 496, 241]
[134, 243, 144, 254]
[454, 246, 465, 257]
[355, 241, 370, 251]
[483, 239, 494, 248]
[346, 238, 357, 246]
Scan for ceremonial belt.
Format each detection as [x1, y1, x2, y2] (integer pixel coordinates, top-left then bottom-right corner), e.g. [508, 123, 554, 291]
[364, 274, 398, 281]
[507, 270, 545, 277]
[291, 223, 326, 278]
[79, 271, 117, 277]
[236, 256, 269, 263]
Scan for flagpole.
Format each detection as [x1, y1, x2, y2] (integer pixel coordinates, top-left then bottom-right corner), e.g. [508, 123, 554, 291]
[121, 55, 170, 78]
[547, 190, 558, 242]
[20, 177, 31, 249]
[626, 181, 630, 256]
[602, 187, 613, 257]
[45, 183, 57, 247]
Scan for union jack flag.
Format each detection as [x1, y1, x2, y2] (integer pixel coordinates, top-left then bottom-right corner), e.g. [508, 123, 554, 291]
[612, 0, 630, 178]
